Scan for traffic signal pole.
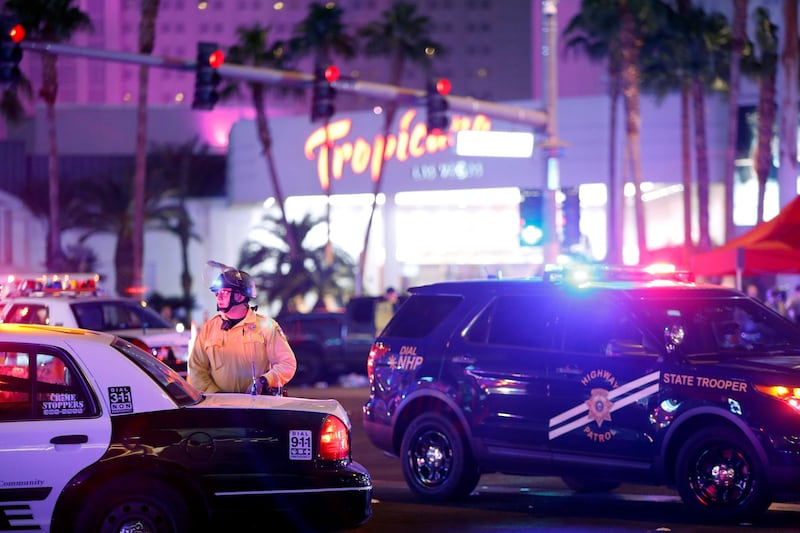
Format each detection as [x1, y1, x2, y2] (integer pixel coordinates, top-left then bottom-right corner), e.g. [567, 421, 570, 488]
[20, 40, 550, 129]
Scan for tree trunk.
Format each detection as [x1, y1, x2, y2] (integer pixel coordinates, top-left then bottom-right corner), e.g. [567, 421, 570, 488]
[725, 0, 748, 241]
[778, 0, 798, 207]
[692, 79, 711, 250]
[133, 0, 160, 295]
[606, 70, 621, 265]
[252, 84, 298, 256]
[619, 0, 647, 260]
[42, 52, 61, 270]
[755, 72, 777, 223]
[680, 84, 692, 259]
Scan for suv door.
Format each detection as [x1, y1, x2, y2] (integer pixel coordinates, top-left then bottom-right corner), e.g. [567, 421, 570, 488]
[547, 291, 662, 470]
[445, 290, 559, 463]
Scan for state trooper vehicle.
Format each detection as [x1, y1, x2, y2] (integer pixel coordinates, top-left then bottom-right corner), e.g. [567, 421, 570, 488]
[363, 265, 800, 522]
[0, 324, 372, 532]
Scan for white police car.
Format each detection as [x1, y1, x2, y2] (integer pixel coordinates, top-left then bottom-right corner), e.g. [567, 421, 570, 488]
[0, 324, 372, 532]
[0, 273, 191, 375]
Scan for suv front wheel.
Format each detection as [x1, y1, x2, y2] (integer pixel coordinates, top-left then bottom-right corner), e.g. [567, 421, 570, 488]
[401, 412, 480, 501]
[675, 426, 771, 522]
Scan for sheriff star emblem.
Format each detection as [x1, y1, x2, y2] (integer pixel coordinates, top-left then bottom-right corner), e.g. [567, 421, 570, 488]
[585, 388, 613, 427]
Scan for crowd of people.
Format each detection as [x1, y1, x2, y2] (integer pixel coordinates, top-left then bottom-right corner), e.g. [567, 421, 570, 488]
[745, 282, 800, 323]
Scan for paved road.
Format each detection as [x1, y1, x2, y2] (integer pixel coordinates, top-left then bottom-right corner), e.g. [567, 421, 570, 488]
[295, 384, 800, 533]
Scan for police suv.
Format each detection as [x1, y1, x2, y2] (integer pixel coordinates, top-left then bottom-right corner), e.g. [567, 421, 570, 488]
[0, 273, 191, 375]
[363, 266, 800, 522]
[0, 324, 372, 532]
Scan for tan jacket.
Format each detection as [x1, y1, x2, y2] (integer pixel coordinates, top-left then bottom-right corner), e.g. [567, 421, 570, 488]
[188, 308, 297, 393]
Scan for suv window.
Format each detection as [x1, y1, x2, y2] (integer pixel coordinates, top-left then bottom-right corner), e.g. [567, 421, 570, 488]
[383, 295, 461, 338]
[562, 294, 650, 355]
[0, 347, 96, 421]
[466, 295, 556, 349]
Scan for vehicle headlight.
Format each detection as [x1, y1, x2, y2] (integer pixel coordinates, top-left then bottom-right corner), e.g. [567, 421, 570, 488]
[755, 385, 800, 413]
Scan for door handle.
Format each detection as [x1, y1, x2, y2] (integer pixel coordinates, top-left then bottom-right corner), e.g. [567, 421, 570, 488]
[51, 434, 88, 445]
[451, 355, 476, 364]
[555, 366, 583, 375]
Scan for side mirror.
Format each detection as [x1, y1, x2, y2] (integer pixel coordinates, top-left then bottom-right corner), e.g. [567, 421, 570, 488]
[664, 324, 686, 353]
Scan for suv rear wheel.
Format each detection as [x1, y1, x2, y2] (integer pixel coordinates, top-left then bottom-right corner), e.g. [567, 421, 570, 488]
[675, 426, 771, 522]
[401, 412, 480, 501]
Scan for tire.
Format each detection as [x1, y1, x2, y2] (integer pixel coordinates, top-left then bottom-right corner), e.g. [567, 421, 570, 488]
[73, 475, 193, 533]
[400, 412, 480, 501]
[561, 476, 621, 493]
[675, 426, 772, 522]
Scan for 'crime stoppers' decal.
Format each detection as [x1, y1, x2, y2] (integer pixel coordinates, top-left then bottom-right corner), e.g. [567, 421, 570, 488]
[289, 430, 312, 460]
[549, 371, 660, 441]
[108, 386, 133, 414]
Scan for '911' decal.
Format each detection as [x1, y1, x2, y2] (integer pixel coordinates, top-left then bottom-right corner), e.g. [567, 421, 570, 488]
[289, 430, 312, 460]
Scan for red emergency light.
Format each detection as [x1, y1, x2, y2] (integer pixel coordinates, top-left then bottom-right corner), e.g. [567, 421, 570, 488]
[9, 23, 24, 44]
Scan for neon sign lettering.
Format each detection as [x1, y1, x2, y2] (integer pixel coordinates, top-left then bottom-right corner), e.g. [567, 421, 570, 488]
[303, 109, 492, 190]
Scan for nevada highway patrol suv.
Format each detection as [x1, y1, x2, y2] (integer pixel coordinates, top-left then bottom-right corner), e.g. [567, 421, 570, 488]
[0, 324, 371, 532]
[363, 266, 800, 522]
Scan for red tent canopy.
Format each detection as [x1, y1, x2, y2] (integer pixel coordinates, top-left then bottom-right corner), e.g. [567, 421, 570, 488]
[691, 195, 800, 277]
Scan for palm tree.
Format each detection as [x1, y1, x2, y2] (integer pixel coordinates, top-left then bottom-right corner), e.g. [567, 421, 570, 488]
[741, 6, 779, 224]
[238, 210, 356, 315]
[3, 0, 92, 271]
[638, 2, 693, 259]
[564, 0, 659, 263]
[131, 0, 161, 299]
[148, 139, 205, 321]
[355, 1, 444, 294]
[289, 2, 357, 265]
[62, 173, 194, 297]
[777, 0, 798, 208]
[724, 0, 749, 242]
[222, 24, 301, 256]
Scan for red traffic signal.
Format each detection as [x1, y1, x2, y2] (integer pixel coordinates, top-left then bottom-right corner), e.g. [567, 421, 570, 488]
[324, 64, 340, 83]
[208, 49, 224, 68]
[8, 23, 24, 44]
[435, 78, 451, 96]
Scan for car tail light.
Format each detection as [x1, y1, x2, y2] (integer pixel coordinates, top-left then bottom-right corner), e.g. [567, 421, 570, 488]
[366, 342, 389, 383]
[318, 415, 349, 461]
[755, 385, 800, 413]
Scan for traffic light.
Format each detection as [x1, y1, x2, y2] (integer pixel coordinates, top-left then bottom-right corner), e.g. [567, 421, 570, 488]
[562, 186, 581, 246]
[0, 16, 24, 87]
[311, 64, 338, 122]
[192, 41, 224, 110]
[426, 78, 450, 135]
[519, 189, 544, 247]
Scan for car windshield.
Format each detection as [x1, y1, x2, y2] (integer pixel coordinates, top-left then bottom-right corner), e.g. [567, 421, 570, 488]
[112, 337, 202, 406]
[635, 295, 800, 355]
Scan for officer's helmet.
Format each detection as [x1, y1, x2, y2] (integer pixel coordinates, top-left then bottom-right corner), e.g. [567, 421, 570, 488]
[210, 268, 257, 299]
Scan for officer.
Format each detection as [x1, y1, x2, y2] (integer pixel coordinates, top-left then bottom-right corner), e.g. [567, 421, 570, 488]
[188, 264, 296, 394]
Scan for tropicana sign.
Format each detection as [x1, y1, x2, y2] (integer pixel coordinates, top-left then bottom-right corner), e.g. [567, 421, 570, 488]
[303, 109, 492, 190]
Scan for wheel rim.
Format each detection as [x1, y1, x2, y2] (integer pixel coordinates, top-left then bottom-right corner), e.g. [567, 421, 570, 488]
[688, 443, 754, 508]
[100, 498, 173, 533]
[407, 427, 454, 489]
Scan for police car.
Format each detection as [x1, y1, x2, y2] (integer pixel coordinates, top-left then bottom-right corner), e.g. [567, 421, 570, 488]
[363, 265, 800, 522]
[0, 273, 191, 375]
[0, 324, 372, 532]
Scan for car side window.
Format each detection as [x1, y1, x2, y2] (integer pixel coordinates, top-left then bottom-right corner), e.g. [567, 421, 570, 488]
[0, 348, 94, 421]
[562, 295, 651, 356]
[73, 303, 104, 330]
[3, 304, 48, 325]
[468, 295, 556, 349]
